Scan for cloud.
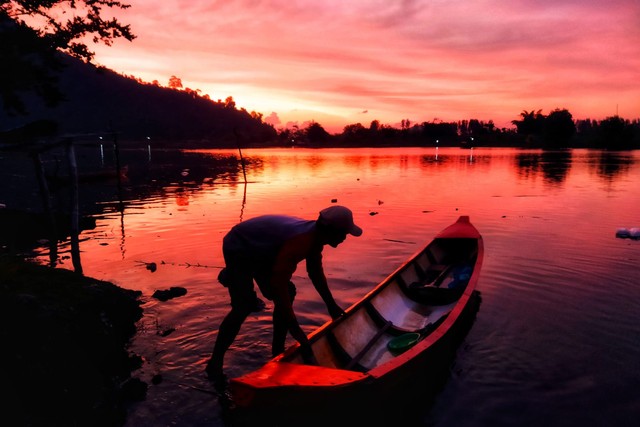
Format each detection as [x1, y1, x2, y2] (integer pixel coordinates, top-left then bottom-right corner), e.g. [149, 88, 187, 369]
[264, 112, 281, 127]
[95, 0, 640, 130]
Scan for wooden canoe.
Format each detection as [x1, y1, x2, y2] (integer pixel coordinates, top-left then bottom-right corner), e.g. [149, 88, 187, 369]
[228, 215, 484, 425]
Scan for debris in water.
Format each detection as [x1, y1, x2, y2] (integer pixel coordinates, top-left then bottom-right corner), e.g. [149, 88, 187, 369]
[152, 287, 187, 301]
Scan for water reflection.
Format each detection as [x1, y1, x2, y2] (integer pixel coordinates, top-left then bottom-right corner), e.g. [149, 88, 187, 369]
[588, 150, 634, 181]
[515, 150, 572, 184]
[2, 147, 639, 265]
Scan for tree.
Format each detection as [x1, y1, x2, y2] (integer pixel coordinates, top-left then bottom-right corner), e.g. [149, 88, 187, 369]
[421, 120, 458, 145]
[543, 108, 576, 147]
[597, 116, 636, 149]
[512, 109, 545, 135]
[343, 122, 366, 136]
[250, 111, 263, 122]
[224, 96, 236, 109]
[1, 0, 135, 114]
[304, 121, 329, 143]
[168, 75, 183, 90]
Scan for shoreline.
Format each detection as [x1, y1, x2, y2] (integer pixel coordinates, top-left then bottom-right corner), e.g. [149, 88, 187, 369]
[1, 255, 145, 426]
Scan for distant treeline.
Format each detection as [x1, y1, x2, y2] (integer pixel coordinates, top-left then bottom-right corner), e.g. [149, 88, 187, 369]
[109, 69, 640, 150]
[274, 110, 640, 150]
[119, 69, 640, 150]
[2, 55, 638, 150]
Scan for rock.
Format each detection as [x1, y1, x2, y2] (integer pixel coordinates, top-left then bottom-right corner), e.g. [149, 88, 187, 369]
[152, 286, 187, 301]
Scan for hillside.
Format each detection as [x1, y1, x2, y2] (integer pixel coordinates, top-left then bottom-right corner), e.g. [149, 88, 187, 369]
[0, 56, 277, 147]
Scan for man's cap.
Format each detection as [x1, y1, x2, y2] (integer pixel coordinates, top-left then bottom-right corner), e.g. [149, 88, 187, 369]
[318, 206, 362, 237]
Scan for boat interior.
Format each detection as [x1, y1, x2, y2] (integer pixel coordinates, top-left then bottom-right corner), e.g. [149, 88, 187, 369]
[287, 237, 479, 372]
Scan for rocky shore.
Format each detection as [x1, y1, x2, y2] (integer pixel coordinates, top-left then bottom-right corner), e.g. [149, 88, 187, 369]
[0, 255, 145, 426]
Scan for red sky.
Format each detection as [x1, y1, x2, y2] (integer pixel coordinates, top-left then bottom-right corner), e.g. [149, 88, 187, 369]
[93, 0, 640, 133]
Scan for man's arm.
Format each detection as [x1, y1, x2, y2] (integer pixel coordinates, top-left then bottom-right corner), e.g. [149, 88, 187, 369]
[270, 262, 307, 339]
[270, 255, 317, 364]
[271, 234, 327, 344]
[306, 249, 345, 320]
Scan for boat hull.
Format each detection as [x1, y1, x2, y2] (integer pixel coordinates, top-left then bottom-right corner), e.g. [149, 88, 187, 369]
[228, 215, 484, 425]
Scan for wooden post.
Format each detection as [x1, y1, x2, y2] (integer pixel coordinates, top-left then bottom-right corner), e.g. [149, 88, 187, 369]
[30, 150, 58, 267]
[234, 128, 248, 183]
[113, 132, 122, 185]
[240, 182, 247, 222]
[113, 132, 127, 259]
[65, 139, 83, 274]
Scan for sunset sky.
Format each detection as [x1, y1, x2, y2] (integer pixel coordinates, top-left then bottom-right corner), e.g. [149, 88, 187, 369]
[92, 0, 640, 133]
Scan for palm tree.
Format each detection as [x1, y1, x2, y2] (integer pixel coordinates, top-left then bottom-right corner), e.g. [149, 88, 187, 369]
[512, 109, 544, 135]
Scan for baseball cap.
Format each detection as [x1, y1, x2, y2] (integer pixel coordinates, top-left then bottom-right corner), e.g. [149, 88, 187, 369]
[318, 206, 363, 237]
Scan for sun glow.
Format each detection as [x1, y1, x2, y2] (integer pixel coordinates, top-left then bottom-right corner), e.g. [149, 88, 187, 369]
[90, 0, 639, 133]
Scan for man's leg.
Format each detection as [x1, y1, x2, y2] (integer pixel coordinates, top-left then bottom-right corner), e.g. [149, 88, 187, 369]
[206, 306, 249, 381]
[206, 265, 254, 384]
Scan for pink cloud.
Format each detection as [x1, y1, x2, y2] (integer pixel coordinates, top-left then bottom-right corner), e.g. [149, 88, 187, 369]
[93, 0, 640, 131]
[264, 112, 281, 127]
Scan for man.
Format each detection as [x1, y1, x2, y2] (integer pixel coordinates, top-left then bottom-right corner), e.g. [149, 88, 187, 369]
[205, 205, 362, 386]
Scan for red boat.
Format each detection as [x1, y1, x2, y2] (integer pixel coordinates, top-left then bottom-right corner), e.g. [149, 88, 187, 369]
[228, 215, 484, 426]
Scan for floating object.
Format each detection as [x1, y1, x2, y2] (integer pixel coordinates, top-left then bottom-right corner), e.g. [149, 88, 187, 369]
[152, 286, 187, 301]
[616, 228, 630, 238]
[616, 228, 640, 239]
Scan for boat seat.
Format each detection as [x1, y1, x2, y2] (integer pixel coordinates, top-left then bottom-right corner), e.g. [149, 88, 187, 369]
[411, 250, 449, 283]
[401, 262, 472, 304]
[331, 308, 382, 369]
[369, 279, 452, 332]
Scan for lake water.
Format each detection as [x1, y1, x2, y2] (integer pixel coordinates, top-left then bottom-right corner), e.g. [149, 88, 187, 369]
[6, 146, 640, 426]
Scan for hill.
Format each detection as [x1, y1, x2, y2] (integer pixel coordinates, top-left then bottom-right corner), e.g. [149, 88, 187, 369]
[0, 55, 277, 147]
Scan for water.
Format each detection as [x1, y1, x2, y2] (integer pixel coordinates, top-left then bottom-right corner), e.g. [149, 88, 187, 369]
[3, 146, 640, 426]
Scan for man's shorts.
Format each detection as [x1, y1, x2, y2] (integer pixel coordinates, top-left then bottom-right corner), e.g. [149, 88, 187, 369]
[217, 266, 296, 311]
[217, 266, 262, 312]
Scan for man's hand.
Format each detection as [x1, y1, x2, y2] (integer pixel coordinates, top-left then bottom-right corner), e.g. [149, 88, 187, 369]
[328, 302, 346, 320]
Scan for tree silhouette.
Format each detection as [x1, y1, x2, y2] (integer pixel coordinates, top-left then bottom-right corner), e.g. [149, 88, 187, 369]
[1, 0, 135, 114]
[512, 109, 545, 135]
[543, 108, 576, 147]
[224, 96, 236, 109]
[305, 121, 329, 143]
[168, 75, 183, 90]
[598, 116, 635, 149]
[343, 122, 366, 136]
